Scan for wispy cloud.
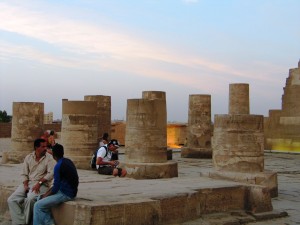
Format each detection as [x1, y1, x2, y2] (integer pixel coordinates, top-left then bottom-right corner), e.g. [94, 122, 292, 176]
[0, 1, 280, 90]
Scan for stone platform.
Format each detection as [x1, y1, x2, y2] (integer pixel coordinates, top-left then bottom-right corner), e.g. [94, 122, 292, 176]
[0, 150, 298, 225]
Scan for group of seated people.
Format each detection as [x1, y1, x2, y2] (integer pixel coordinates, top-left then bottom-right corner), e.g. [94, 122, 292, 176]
[7, 132, 126, 225]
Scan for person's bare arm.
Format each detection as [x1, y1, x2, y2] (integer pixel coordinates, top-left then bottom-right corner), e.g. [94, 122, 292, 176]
[96, 157, 113, 166]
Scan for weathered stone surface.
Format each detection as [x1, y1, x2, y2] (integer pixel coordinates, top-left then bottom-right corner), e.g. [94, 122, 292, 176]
[198, 186, 246, 214]
[250, 210, 288, 221]
[125, 92, 178, 178]
[264, 61, 300, 151]
[2, 151, 29, 164]
[111, 121, 126, 145]
[61, 100, 98, 169]
[111, 122, 187, 148]
[229, 83, 249, 115]
[213, 114, 264, 172]
[154, 192, 200, 224]
[142, 91, 166, 100]
[187, 95, 212, 148]
[200, 211, 256, 225]
[182, 95, 212, 158]
[1, 151, 296, 225]
[84, 95, 111, 142]
[167, 148, 172, 160]
[125, 98, 167, 163]
[181, 147, 212, 158]
[2, 102, 44, 164]
[207, 170, 278, 198]
[124, 161, 178, 179]
[245, 185, 273, 213]
[167, 123, 187, 148]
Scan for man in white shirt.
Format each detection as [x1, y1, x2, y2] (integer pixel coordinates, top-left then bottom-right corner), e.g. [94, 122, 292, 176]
[96, 139, 127, 177]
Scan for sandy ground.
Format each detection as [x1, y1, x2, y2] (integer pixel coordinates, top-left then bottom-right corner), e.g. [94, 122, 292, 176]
[0, 138, 10, 155]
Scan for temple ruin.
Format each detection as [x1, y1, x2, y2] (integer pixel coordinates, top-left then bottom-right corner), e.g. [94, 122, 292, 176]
[264, 60, 300, 152]
[2, 72, 296, 223]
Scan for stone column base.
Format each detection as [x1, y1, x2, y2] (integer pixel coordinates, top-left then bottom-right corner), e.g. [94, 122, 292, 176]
[68, 156, 93, 170]
[1, 151, 30, 164]
[181, 147, 212, 158]
[167, 149, 172, 160]
[124, 161, 178, 179]
[205, 169, 278, 198]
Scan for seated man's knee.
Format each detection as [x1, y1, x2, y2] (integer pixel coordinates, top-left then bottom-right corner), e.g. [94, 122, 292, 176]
[27, 193, 37, 203]
[113, 168, 125, 177]
[7, 193, 18, 204]
[112, 168, 118, 176]
[7, 195, 13, 204]
[121, 169, 127, 177]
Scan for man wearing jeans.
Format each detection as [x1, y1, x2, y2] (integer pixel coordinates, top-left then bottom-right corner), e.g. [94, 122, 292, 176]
[33, 143, 79, 225]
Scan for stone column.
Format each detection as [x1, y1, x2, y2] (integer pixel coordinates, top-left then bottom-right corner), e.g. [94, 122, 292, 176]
[124, 93, 178, 179]
[181, 95, 212, 158]
[84, 95, 111, 141]
[229, 83, 249, 114]
[213, 83, 263, 171]
[61, 100, 98, 169]
[210, 83, 278, 197]
[142, 91, 175, 158]
[212, 114, 264, 172]
[2, 102, 44, 163]
[142, 91, 166, 100]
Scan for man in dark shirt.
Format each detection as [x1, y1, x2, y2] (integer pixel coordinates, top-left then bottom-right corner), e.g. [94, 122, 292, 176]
[33, 143, 79, 225]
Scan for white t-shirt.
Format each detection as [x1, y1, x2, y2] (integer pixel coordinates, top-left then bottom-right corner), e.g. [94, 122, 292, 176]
[99, 141, 105, 147]
[96, 146, 112, 169]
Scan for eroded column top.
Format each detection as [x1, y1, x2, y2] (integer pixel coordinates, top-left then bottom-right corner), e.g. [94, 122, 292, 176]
[229, 83, 249, 115]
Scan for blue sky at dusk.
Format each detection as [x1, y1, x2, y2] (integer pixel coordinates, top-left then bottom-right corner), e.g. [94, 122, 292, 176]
[0, 0, 299, 121]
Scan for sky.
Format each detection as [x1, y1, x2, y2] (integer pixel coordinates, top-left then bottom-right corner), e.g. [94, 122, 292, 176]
[0, 0, 299, 122]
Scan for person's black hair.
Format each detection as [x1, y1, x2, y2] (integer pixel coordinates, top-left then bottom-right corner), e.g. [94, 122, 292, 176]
[102, 132, 109, 140]
[52, 143, 64, 159]
[50, 130, 55, 135]
[34, 138, 46, 149]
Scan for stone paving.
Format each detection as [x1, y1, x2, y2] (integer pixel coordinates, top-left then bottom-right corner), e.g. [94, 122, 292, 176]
[177, 151, 300, 225]
[0, 138, 299, 224]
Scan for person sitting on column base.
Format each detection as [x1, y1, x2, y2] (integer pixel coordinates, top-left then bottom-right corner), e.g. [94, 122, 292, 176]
[96, 139, 126, 177]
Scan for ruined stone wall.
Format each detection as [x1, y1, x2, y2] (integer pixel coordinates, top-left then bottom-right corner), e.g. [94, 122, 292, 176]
[0, 123, 61, 138]
[0, 123, 11, 137]
[0, 121, 187, 149]
[167, 123, 187, 147]
[264, 61, 300, 151]
[282, 68, 300, 116]
[111, 121, 126, 145]
[43, 123, 61, 134]
[111, 122, 186, 147]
